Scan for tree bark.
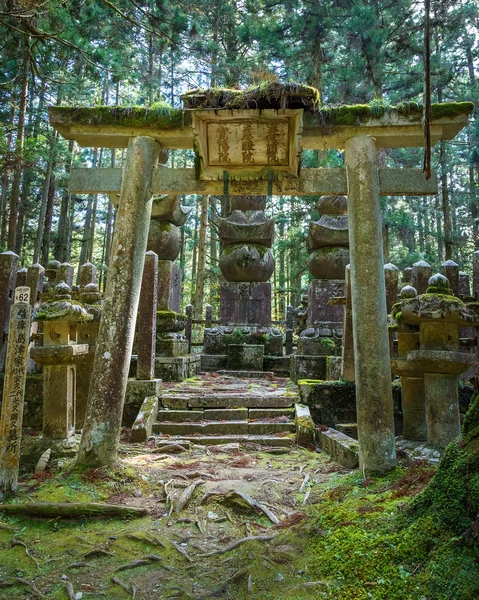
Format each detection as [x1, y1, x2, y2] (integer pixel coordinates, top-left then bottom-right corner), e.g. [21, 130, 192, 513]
[193, 195, 209, 319]
[33, 132, 57, 264]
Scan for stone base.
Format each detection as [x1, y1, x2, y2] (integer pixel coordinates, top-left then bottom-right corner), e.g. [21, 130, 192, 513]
[228, 344, 264, 371]
[203, 325, 283, 356]
[21, 434, 81, 467]
[326, 356, 342, 380]
[318, 427, 359, 469]
[125, 378, 162, 405]
[290, 356, 327, 383]
[297, 322, 343, 356]
[131, 396, 159, 442]
[156, 336, 188, 357]
[263, 355, 290, 375]
[200, 354, 227, 372]
[154, 355, 201, 382]
[298, 380, 402, 432]
[295, 404, 316, 446]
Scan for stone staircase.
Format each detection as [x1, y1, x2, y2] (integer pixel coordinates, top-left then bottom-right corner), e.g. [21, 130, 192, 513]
[150, 374, 301, 448]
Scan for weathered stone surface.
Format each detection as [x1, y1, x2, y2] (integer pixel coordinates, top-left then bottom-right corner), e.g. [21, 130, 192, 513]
[77, 136, 160, 467]
[384, 263, 399, 312]
[78, 262, 97, 289]
[412, 260, 432, 295]
[317, 195, 348, 215]
[308, 247, 350, 280]
[200, 354, 228, 372]
[290, 356, 327, 383]
[248, 421, 295, 435]
[157, 409, 205, 422]
[26, 264, 45, 308]
[474, 250, 479, 300]
[345, 134, 396, 472]
[298, 324, 343, 356]
[157, 261, 182, 312]
[228, 344, 264, 371]
[263, 355, 291, 374]
[0, 302, 32, 495]
[295, 404, 315, 446]
[249, 407, 295, 419]
[125, 378, 162, 407]
[147, 220, 181, 261]
[335, 423, 358, 439]
[326, 356, 342, 380]
[318, 428, 359, 468]
[440, 260, 460, 296]
[341, 265, 354, 382]
[131, 396, 159, 442]
[307, 216, 349, 250]
[219, 211, 275, 247]
[154, 355, 201, 382]
[156, 311, 187, 332]
[137, 251, 158, 380]
[458, 271, 471, 296]
[56, 263, 74, 287]
[230, 196, 267, 211]
[151, 194, 193, 225]
[15, 267, 27, 287]
[156, 334, 188, 357]
[206, 408, 248, 420]
[424, 373, 461, 449]
[187, 395, 294, 408]
[220, 282, 271, 326]
[308, 280, 345, 324]
[220, 244, 274, 282]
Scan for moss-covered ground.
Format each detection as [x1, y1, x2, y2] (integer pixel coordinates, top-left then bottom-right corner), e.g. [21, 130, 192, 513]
[1, 436, 478, 599]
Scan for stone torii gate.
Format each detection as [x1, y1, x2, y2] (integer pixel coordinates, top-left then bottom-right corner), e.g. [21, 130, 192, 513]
[48, 98, 472, 471]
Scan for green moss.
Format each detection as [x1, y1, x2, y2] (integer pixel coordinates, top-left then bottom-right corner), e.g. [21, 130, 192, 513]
[34, 300, 91, 322]
[223, 243, 269, 259]
[181, 81, 321, 110]
[156, 311, 187, 321]
[50, 104, 189, 129]
[315, 100, 474, 127]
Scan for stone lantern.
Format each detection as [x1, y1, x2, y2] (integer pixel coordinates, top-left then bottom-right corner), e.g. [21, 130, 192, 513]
[31, 282, 91, 441]
[391, 274, 479, 449]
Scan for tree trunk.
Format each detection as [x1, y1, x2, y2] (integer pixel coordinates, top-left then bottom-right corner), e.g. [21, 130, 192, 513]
[439, 141, 453, 260]
[55, 141, 75, 263]
[189, 199, 199, 305]
[193, 195, 209, 319]
[33, 133, 57, 264]
[7, 48, 29, 251]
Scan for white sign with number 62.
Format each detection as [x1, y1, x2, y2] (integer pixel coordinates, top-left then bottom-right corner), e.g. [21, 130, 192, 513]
[14, 286, 31, 304]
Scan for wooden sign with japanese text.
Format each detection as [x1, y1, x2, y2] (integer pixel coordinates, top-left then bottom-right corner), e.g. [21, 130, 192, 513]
[192, 109, 303, 180]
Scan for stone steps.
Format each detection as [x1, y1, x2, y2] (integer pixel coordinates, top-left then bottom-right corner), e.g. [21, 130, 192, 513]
[161, 393, 295, 409]
[151, 434, 295, 447]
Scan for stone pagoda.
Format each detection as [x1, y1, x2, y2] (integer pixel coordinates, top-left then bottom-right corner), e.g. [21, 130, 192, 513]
[292, 195, 349, 381]
[146, 194, 199, 381]
[203, 195, 284, 372]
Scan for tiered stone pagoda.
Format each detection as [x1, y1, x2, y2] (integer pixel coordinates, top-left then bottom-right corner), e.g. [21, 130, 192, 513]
[391, 274, 479, 449]
[292, 195, 349, 381]
[146, 194, 199, 381]
[203, 195, 283, 372]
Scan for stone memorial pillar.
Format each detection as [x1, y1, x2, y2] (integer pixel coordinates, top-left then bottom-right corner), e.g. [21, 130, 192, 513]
[441, 260, 459, 296]
[76, 283, 103, 430]
[136, 251, 158, 380]
[412, 261, 432, 295]
[0, 251, 19, 372]
[142, 194, 198, 382]
[0, 299, 32, 496]
[345, 135, 396, 473]
[458, 271, 471, 297]
[341, 265, 355, 382]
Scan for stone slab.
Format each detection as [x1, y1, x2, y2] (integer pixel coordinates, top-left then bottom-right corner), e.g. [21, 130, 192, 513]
[228, 344, 264, 371]
[187, 394, 295, 409]
[155, 355, 200, 382]
[249, 408, 295, 419]
[131, 396, 159, 442]
[204, 408, 249, 420]
[335, 423, 358, 440]
[318, 427, 359, 469]
[326, 356, 342, 381]
[295, 403, 316, 446]
[156, 434, 294, 447]
[153, 422, 205, 435]
[263, 356, 290, 374]
[157, 409, 204, 422]
[308, 279, 345, 325]
[161, 395, 189, 410]
[248, 421, 295, 435]
[157, 261, 182, 312]
[217, 370, 273, 379]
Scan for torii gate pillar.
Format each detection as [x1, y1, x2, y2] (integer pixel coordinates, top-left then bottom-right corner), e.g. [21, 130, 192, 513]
[345, 135, 396, 473]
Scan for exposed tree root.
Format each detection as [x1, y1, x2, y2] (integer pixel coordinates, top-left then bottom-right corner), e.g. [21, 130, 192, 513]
[198, 534, 276, 557]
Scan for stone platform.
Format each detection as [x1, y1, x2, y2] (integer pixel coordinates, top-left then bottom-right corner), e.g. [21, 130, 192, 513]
[129, 373, 314, 448]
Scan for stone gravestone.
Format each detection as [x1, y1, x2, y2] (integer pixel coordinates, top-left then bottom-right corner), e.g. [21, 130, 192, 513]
[0, 288, 32, 496]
